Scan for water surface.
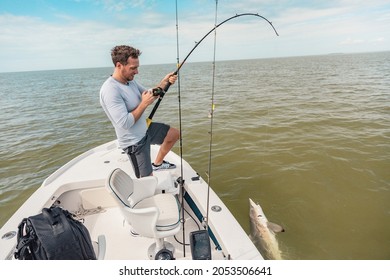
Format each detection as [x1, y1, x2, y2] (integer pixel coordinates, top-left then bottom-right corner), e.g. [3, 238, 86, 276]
[0, 52, 389, 259]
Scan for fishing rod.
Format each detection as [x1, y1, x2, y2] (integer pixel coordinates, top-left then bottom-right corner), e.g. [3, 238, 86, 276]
[173, 0, 187, 258]
[146, 12, 279, 126]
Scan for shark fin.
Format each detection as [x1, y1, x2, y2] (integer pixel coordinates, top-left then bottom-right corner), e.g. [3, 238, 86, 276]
[267, 221, 285, 233]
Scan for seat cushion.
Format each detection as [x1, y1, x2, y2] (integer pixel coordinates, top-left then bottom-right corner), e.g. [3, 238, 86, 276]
[134, 194, 180, 231]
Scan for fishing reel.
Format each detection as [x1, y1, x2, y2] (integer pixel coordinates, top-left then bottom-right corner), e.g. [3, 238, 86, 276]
[151, 87, 165, 96]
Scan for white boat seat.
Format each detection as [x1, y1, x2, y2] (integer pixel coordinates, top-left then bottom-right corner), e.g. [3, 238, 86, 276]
[154, 172, 179, 195]
[133, 194, 180, 231]
[105, 168, 181, 259]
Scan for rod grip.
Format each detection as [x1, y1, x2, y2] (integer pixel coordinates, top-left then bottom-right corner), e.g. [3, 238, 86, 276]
[147, 71, 177, 125]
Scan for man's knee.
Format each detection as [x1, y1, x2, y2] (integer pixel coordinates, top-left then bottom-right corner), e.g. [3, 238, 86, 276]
[166, 127, 180, 142]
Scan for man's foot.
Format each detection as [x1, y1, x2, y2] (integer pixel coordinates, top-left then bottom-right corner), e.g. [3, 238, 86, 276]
[152, 160, 176, 171]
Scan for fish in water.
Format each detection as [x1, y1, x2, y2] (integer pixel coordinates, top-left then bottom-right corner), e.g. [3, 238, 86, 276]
[249, 198, 285, 260]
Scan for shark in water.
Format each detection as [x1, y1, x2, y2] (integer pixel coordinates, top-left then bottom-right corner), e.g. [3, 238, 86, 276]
[249, 198, 285, 260]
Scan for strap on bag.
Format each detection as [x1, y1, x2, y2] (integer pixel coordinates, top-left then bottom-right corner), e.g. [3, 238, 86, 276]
[14, 218, 34, 259]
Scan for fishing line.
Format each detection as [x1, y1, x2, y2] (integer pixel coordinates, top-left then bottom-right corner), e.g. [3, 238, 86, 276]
[204, 0, 219, 230]
[148, 7, 279, 256]
[147, 12, 279, 124]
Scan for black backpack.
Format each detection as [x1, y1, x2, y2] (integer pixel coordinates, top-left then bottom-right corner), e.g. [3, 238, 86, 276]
[14, 206, 96, 260]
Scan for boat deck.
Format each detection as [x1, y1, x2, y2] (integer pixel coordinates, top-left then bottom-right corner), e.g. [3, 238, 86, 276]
[84, 205, 226, 260]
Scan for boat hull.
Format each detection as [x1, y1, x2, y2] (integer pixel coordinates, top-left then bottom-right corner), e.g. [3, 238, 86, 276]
[0, 140, 262, 260]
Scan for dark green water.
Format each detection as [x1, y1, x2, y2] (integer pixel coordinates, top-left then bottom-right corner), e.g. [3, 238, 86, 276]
[1, 52, 389, 259]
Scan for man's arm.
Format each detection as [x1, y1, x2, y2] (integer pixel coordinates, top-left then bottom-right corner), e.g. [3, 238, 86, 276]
[131, 90, 157, 122]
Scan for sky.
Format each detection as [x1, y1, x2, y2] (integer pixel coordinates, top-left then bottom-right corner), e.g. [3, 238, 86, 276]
[0, 0, 389, 72]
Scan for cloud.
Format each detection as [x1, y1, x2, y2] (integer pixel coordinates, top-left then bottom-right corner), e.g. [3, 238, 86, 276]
[1, 0, 389, 72]
[372, 37, 385, 43]
[99, 0, 158, 12]
[0, 13, 177, 72]
[0, 15, 106, 71]
[340, 38, 365, 45]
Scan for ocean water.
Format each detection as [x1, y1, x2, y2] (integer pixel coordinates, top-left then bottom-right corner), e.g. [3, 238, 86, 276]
[0, 52, 389, 259]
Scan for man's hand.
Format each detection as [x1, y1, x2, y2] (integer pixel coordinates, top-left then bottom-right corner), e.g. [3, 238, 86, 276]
[161, 72, 177, 87]
[131, 90, 157, 122]
[141, 90, 157, 106]
[167, 73, 177, 85]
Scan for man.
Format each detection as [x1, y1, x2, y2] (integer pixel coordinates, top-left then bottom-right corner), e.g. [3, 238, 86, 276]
[100, 45, 179, 178]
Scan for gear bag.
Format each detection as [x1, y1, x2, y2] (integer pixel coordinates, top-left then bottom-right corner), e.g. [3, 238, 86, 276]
[14, 206, 96, 260]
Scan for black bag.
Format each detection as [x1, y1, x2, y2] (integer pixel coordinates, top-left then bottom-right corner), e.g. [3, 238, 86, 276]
[14, 206, 96, 260]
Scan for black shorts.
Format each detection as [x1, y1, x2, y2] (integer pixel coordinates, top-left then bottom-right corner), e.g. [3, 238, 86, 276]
[125, 122, 170, 178]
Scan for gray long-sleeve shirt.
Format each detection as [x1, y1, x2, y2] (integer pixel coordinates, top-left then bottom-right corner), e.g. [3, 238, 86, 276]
[100, 76, 148, 149]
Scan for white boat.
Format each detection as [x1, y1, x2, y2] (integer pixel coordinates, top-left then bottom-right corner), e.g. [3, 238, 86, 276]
[0, 140, 263, 260]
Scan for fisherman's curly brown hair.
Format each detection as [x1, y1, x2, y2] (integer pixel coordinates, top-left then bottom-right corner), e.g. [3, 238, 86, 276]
[111, 45, 142, 66]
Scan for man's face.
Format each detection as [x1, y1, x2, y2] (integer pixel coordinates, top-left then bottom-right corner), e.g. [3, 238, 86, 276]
[120, 57, 139, 81]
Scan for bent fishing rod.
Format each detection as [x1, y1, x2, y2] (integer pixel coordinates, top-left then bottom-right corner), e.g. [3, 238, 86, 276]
[146, 12, 279, 126]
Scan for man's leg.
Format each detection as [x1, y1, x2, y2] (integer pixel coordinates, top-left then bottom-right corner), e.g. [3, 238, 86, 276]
[153, 127, 179, 165]
[125, 135, 153, 178]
